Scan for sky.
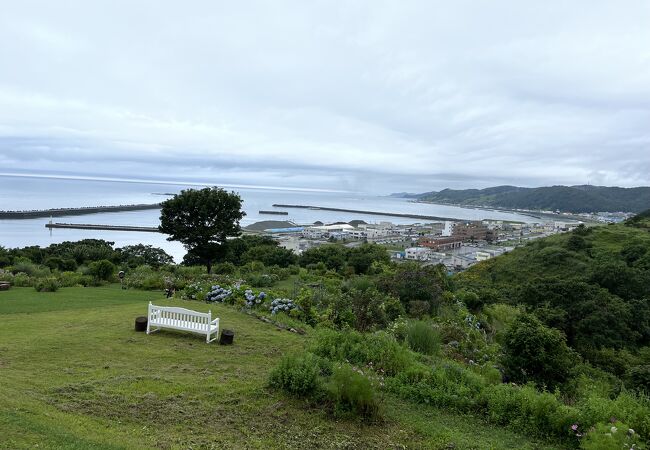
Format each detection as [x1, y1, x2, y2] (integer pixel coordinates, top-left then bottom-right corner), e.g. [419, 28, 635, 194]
[1, 1, 649, 194]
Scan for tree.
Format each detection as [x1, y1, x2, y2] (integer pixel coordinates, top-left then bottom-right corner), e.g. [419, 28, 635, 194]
[299, 245, 347, 271]
[241, 245, 297, 267]
[378, 262, 448, 316]
[346, 243, 390, 274]
[501, 314, 577, 389]
[159, 187, 245, 273]
[117, 244, 174, 268]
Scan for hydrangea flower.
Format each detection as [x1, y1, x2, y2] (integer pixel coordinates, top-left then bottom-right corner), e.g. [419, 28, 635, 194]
[205, 285, 232, 303]
[269, 298, 297, 315]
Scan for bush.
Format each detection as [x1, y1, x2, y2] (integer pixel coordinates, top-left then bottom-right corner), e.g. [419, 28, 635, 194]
[388, 360, 487, 411]
[482, 383, 578, 440]
[247, 273, 278, 287]
[268, 352, 329, 398]
[405, 321, 440, 356]
[57, 271, 91, 287]
[577, 391, 650, 442]
[310, 329, 415, 376]
[212, 262, 236, 274]
[627, 365, 650, 394]
[326, 365, 382, 420]
[34, 277, 60, 292]
[579, 420, 644, 450]
[12, 272, 32, 287]
[501, 314, 577, 389]
[87, 259, 116, 282]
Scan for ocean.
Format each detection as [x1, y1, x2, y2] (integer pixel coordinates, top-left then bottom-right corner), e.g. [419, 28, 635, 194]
[0, 175, 537, 262]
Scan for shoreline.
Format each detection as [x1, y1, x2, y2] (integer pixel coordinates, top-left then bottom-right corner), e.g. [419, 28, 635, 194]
[410, 199, 586, 223]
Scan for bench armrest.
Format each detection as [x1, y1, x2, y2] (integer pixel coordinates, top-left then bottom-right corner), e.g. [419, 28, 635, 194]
[211, 318, 219, 324]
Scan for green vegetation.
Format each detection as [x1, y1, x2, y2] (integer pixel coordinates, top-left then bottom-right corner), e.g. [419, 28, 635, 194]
[0, 287, 558, 449]
[159, 187, 245, 273]
[412, 185, 650, 213]
[5, 209, 650, 447]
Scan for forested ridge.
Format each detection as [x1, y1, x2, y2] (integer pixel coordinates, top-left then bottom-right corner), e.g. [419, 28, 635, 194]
[407, 185, 650, 213]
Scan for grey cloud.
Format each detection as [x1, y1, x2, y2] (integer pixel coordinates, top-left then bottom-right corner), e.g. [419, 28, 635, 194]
[1, 0, 649, 193]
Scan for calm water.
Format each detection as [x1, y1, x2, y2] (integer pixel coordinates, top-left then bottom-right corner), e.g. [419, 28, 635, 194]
[0, 175, 536, 261]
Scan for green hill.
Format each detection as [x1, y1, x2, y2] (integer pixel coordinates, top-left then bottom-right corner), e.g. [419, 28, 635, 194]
[406, 185, 650, 213]
[455, 219, 650, 365]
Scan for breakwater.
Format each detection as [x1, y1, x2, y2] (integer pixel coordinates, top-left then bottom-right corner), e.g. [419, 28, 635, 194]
[259, 210, 289, 215]
[0, 203, 161, 219]
[272, 204, 458, 222]
[45, 223, 160, 232]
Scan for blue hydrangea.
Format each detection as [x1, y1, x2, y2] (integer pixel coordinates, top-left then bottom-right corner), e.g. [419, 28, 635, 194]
[205, 285, 232, 303]
[269, 298, 297, 315]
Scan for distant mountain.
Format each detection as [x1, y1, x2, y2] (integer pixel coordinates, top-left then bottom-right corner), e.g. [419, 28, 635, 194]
[394, 185, 650, 213]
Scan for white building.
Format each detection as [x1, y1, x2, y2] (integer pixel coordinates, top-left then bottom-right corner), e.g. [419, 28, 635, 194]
[405, 247, 433, 261]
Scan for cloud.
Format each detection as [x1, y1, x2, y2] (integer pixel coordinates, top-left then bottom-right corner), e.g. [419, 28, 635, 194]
[1, 0, 649, 192]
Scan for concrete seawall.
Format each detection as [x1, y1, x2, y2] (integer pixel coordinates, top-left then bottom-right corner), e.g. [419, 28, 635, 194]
[272, 204, 457, 222]
[1, 203, 161, 219]
[45, 222, 160, 232]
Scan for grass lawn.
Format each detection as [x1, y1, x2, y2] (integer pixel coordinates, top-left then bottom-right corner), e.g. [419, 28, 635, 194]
[0, 286, 561, 449]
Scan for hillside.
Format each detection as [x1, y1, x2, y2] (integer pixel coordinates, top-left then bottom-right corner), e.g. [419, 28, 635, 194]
[455, 218, 650, 367]
[0, 286, 555, 449]
[402, 185, 650, 213]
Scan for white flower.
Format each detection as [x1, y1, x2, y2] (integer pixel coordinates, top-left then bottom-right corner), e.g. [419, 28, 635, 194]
[611, 426, 618, 434]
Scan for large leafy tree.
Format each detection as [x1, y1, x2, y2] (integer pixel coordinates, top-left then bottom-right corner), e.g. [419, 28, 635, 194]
[159, 187, 245, 273]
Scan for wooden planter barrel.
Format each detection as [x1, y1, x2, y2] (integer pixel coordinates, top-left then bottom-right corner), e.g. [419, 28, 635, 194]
[135, 316, 148, 332]
[220, 329, 234, 345]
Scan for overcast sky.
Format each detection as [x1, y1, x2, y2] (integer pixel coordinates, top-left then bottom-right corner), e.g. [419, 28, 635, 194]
[1, 1, 649, 193]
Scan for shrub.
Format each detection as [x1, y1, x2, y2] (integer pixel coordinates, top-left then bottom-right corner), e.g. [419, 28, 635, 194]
[310, 329, 414, 376]
[87, 259, 116, 282]
[268, 352, 329, 398]
[405, 321, 440, 356]
[627, 365, 650, 394]
[57, 271, 91, 287]
[388, 360, 487, 411]
[577, 391, 650, 441]
[212, 262, 236, 274]
[10, 258, 41, 276]
[34, 277, 60, 292]
[501, 313, 577, 389]
[12, 272, 32, 287]
[579, 420, 644, 450]
[482, 383, 579, 440]
[326, 365, 382, 420]
[247, 273, 278, 287]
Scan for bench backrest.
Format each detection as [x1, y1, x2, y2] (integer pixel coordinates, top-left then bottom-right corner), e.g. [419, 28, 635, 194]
[149, 303, 211, 330]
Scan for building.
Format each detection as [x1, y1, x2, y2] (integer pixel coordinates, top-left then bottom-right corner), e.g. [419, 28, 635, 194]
[452, 221, 494, 242]
[405, 247, 433, 261]
[419, 236, 463, 251]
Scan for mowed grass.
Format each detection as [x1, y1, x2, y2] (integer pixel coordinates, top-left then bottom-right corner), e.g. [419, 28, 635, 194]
[0, 286, 560, 449]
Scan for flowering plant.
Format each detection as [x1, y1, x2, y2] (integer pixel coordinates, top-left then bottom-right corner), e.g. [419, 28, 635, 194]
[577, 419, 643, 450]
[244, 289, 267, 308]
[205, 285, 233, 303]
[270, 298, 297, 315]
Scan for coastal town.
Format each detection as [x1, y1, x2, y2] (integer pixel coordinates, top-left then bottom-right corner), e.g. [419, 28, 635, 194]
[246, 216, 598, 273]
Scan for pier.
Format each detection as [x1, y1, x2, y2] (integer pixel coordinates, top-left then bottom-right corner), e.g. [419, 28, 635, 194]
[272, 204, 459, 222]
[259, 210, 289, 215]
[1, 203, 161, 219]
[45, 223, 160, 233]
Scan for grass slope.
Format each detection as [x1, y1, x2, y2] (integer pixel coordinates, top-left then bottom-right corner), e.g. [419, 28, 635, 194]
[0, 286, 558, 449]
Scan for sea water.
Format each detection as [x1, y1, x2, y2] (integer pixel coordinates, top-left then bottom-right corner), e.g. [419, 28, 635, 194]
[0, 175, 536, 261]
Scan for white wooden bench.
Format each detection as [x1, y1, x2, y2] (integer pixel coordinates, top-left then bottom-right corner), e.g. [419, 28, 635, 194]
[146, 302, 220, 343]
